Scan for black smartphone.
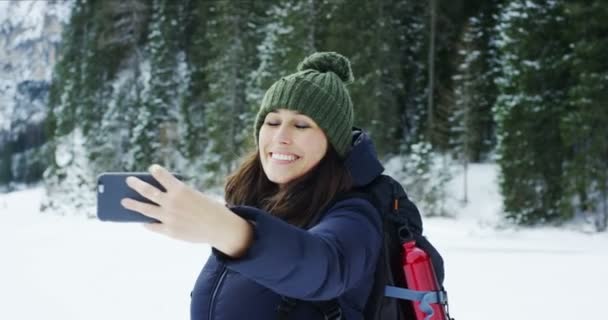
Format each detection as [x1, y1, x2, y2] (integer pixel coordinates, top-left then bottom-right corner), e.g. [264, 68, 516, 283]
[96, 172, 185, 223]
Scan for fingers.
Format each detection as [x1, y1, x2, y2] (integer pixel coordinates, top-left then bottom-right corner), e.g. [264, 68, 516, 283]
[121, 198, 165, 222]
[148, 164, 183, 191]
[126, 176, 165, 205]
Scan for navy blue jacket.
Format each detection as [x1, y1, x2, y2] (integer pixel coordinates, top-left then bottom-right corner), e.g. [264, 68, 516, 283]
[191, 129, 384, 320]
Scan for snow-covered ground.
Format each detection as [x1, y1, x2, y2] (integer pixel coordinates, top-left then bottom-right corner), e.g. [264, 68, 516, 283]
[1, 164, 606, 320]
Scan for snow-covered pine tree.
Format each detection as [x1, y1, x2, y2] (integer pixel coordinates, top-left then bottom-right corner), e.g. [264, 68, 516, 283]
[47, 0, 89, 139]
[41, 128, 96, 217]
[451, 3, 502, 202]
[494, 0, 571, 225]
[130, 0, 181, 170]
[383, 1, 451, 215]
[561, 1, 608, 231]
[0, 134, 11, 188]
[451, 19, 476, 204]
[394, 140, 451, 217]
[451, 2, 501, 164]
[173, 0, 214, 187]
[245, 0, 317, 161]
[178, 0, 212, 160]
[367, 0, 414, 156]
[200, 1, 265, 185]
[77, 4, 105, 137]
[75, 1, 127, 181]
[42, 0, 93, 214]
[88, 0, 150, 172]
[252, 0, 315, 96]
[392, 0, 429, 150]
[426, 0, 464, 153]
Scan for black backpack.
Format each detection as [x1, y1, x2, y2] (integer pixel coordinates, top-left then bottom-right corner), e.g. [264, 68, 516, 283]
[277, 174, 453, 320]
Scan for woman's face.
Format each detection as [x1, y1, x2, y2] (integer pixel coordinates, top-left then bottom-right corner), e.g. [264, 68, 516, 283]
[258, 109, 328, 186]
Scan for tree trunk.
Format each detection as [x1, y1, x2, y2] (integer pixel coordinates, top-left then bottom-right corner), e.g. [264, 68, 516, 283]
[427, 0, 437, 140]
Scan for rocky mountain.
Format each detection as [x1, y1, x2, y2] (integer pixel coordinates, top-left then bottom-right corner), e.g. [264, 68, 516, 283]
[0, 0, 71, 186]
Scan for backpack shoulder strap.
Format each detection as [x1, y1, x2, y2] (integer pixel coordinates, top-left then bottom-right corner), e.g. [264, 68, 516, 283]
[276, 296, 298, 320]
[276, 191, 376, 320]
[314, 300, 342, 320]
[331, 190, 376, 207]
[304, 190, 376, 229]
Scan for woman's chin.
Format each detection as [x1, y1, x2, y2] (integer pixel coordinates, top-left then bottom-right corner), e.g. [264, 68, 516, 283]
[268, 175, 292, 185]
[267, 172, 304, 185]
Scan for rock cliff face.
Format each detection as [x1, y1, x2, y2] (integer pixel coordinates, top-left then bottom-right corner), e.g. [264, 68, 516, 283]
[0, 0, 70, 136]
[0, 1, 71, 185]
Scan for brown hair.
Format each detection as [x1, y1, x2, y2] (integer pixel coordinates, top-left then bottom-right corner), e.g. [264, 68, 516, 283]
[224, 145, 353, 228]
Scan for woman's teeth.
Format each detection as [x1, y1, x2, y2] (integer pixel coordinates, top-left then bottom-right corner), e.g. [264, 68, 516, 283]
[271, 153, 298, 161]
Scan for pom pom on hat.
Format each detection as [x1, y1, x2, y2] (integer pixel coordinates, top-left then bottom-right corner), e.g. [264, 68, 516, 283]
[297, 51, 355, 84]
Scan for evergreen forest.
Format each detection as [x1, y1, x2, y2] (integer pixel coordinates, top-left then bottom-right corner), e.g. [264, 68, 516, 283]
[1, 0, 606, 231]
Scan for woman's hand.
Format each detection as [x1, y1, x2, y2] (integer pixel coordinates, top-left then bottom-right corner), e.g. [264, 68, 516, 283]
[121, 164, 253, 257]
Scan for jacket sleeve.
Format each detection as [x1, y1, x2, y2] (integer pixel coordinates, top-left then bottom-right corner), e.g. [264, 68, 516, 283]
[212, 198, 382, 301]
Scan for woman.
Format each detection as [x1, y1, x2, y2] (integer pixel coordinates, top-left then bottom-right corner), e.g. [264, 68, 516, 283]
[121, 52, 386, 320]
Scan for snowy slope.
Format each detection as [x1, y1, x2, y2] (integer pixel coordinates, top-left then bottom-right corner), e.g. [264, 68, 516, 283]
[1, 164, 606, 320]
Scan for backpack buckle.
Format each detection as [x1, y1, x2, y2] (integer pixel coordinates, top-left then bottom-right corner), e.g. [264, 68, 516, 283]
[316, 300, 342, 320]
[398, 225, 414, 243]
[323, 306, 342, 320]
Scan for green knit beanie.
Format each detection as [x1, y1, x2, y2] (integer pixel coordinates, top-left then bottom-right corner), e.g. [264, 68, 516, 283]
[254, 52, 355, 158]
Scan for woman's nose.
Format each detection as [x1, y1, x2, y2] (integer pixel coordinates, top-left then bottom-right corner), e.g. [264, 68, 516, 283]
[273, 124, 292, 144]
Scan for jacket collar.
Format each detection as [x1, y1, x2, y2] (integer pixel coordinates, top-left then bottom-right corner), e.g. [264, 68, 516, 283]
[343, 128, 384, 187]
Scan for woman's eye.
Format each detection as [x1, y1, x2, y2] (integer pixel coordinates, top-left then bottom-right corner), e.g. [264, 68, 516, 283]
[265, 122, 279, 126]
[295, 124, 310, 129]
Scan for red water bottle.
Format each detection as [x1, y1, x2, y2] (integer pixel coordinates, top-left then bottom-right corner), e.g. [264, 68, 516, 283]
[402, 240, 447, 320]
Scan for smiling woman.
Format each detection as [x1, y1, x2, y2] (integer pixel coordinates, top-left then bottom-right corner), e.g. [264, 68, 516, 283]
[124, 52, 385, 320]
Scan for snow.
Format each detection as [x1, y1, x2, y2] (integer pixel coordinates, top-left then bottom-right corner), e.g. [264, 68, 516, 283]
[1, 164, 607, 320]
[0, 1, 71, 48]
[1, 187, 205, 320]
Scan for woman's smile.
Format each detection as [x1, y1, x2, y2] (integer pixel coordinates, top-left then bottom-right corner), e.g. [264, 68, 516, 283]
[269, 152, 300, 164]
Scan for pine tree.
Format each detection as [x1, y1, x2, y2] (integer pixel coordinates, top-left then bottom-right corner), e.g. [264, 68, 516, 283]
[42, 0, 92, 213]
[450, 3, 503, 202]
[77, 1, 105, 137]
[41, 128, 96, 217]
[494, 0, 571, 225]
[173, 1, 214, 187]
[245, 0, 317, 161]
[451, 2, 502, 163]
[450, 20, 477, 203]
[43, 0, 153, 212]
[368, 0, 423, 156]
[180, 1, 209, 144]
[89, 0, 150, 172]
[48, 0, 90, 139]
[200, 0, 266, 185]
[392, 141, 451, 217]
[253, 0, 316, 94]
[391, 0, 429, 150]
[562, 0, 608, 231]
[130, 0, 181, 170]
[0, 134, 13, 188]
[312, 0, 418, 156]
[427, 0, 462, 152]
